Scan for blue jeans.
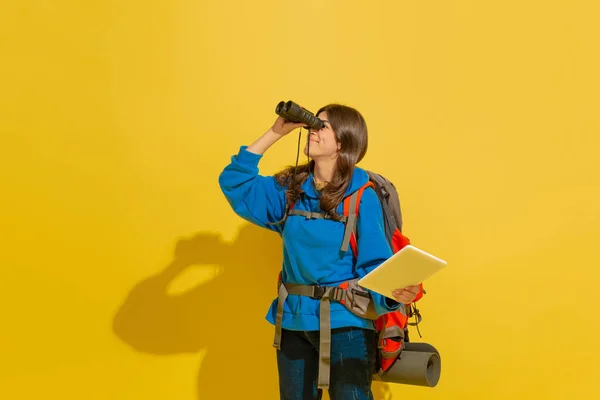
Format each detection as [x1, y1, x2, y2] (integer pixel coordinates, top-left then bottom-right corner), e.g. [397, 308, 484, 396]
[276, 326, 377, 400]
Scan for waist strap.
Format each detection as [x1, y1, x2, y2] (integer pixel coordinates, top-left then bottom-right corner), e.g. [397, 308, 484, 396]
[273, 282, 354, 390]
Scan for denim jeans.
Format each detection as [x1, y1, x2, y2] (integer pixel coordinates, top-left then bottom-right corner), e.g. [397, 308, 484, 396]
[276, 326, 377, 400]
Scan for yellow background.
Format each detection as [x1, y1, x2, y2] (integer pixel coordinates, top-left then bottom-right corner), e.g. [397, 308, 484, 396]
[1, 1, 599, 399]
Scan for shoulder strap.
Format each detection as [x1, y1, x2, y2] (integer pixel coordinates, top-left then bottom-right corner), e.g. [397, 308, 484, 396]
[265, 199, 295, 227]
[342, 172, 405, 257]
[341, 181, 374, 257]
[366, 171, 403, 236]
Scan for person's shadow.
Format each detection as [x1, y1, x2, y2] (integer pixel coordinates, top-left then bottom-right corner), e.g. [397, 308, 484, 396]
[112, 223, 392, 399]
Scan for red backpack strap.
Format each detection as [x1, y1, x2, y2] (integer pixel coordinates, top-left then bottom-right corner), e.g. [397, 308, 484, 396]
[341, 181, 374, 257]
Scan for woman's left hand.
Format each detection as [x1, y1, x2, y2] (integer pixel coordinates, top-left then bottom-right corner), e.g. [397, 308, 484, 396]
[392, 285, 420, 304]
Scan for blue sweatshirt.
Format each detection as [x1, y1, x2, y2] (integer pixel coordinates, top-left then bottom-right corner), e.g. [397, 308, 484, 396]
[218, 145, 401, 332]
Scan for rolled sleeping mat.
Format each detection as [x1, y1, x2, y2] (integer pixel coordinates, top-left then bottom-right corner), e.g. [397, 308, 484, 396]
[379, 342, 441, 387]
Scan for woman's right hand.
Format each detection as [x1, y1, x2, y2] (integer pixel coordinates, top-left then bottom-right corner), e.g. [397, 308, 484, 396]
[246, 116, 307, 155]
[271, 116, 307, 136]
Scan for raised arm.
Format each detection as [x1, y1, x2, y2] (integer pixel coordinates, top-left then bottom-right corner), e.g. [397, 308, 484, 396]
[218, 119, 306, 232]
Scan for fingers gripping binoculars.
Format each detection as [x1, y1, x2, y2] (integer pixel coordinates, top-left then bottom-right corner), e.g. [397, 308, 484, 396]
[275, 100, 324, 130]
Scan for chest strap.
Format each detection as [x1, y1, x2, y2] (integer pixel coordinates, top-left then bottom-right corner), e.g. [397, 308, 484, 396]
[287, 209, 341, 220]
[285, 187, 359, 255]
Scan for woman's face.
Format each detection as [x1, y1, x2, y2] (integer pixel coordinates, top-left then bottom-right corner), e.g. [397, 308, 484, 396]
[303, 111, 340, 160]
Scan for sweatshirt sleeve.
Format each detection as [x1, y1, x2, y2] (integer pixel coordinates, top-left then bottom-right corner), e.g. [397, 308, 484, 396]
[354, 188, 402, 315]
[218, 145, 287, 232]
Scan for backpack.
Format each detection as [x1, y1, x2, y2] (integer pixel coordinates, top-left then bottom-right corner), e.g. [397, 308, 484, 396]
[272, 170, 426, 390]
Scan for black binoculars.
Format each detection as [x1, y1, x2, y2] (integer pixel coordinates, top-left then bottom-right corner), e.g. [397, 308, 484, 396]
[275, 100, 324, 130]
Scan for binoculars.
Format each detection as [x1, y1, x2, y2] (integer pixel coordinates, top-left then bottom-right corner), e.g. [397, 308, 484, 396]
[275, 100, 324, 130]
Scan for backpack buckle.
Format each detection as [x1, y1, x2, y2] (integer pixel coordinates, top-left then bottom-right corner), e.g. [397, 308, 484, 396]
[330, 287, 345, 301]
[310, 286, 326, 299]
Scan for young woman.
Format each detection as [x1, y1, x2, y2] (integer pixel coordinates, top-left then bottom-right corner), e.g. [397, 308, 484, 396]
[218, 103, 420, 400]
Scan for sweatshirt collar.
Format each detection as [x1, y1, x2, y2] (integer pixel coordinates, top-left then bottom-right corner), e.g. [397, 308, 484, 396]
[300, 167, 369, 199]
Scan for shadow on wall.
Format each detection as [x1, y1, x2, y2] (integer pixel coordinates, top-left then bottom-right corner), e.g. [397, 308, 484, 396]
[112, 223, 392, 399]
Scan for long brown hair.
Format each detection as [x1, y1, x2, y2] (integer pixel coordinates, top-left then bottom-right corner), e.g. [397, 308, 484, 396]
[274, 103, 368, 220]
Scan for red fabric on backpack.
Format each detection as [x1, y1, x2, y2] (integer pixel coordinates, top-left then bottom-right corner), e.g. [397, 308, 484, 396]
[375, 312, 409, 371]
[346, 182, 424, 301]
[345, 182, 424, 372]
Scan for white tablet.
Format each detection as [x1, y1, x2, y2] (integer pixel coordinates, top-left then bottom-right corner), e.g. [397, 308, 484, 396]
[357, 245, 447, 300]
